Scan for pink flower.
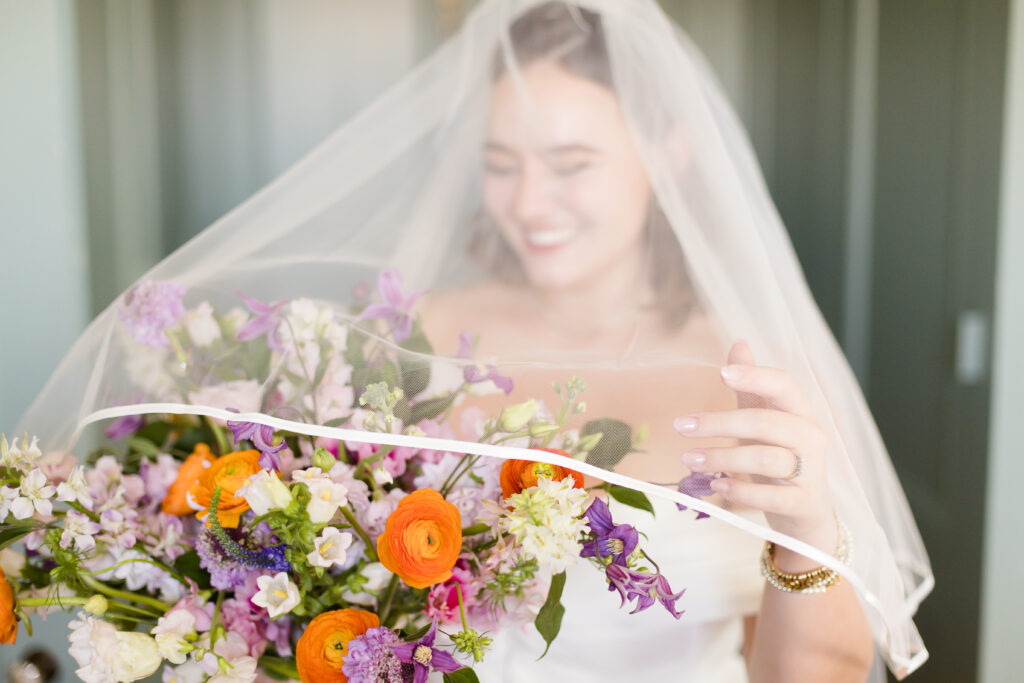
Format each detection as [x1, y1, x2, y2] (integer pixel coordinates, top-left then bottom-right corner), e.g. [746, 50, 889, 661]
[424, 558, 475, 624]
[413, 419, 457, 464]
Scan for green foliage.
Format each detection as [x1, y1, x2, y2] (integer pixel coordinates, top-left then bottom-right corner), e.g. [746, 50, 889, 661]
[582, 418, 633, 468]
[534, 571, 566, 659]
[605, 483, 655, 516]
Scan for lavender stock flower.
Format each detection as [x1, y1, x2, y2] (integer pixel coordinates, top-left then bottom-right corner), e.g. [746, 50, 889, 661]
[357, 268, 424, 343]
[605, 564, 685, 620]
[580, 497, 639, 566]
[235, 291, 287, 350]
[676, 471, 726, 519]
[103, 413, 145, 440]
[342, 627, 409, 683]
[456, 332, 514, 394]
[117, 280, 186, 348]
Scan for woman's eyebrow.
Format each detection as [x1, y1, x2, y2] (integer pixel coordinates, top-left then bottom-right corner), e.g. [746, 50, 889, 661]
[484, 142, 518, 156]
[542, 143, 599, 155]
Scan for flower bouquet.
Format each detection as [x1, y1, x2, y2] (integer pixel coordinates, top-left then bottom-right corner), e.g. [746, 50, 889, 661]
[0, 270, 694, 683]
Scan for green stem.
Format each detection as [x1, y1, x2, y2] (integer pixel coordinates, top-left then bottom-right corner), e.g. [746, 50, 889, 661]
[377, 574, 400, 627]
[339, 507, 377, 561]
[67, 501, 100, 523]
[259, 656, 300, 680]
[210, 590, 225, 646]
[456, 583, 468, 630]
[91, 553, 189, 588]
[204, 416, 230, 456]
[79, 574, 171, 614]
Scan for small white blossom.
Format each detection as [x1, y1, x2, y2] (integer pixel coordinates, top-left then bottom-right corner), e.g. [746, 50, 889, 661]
[237, 470, 292, 515]
[183, 301, 222, 347]
[9, 469, 56, 519]
[252, 572, 301, 619]
[0, 548, 25, 577]
[151, 609, 197, 665]
[307, 526, 354, 569]
[293, 467, 348, 523]
[1, 433, 42, 470]
[341, 561, 393, 606]
[371, 466, 394, 486]
[162, 659, 207, 683]
[61, 510, 101, 553]
[112, 631, 163, 681]
[57, 465, 93, 509]
[494, 476, 589, 574]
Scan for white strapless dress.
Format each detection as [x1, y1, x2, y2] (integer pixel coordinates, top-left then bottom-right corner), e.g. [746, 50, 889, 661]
[468, 495, 766, 682]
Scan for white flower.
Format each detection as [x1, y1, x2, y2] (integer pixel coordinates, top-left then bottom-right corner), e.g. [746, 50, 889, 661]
[183, 301, 222, 347]
[209, 657, 258, 683]
[497, 399, 540, 433]
[307, 526, 354, 569]
[0, 433, 42, 470]
[162, 659, 207, 683]
[188, 380, 261, 413]
[57, 465, 93, 509]
[60, 510, 101, 553]
[198, 631, 258, 683]
[0, 548, 25, 577]
[68, 615, 119, 682]
[371, 466, 394, 486]
[237, 470, 292, 515]
[293, 468, 348, 523]
[9, 469, 56, 519]
[252, 571, 301, 618]
[341, 561, 393, 606]
[113, 631, 162, 681]
[152, 609, 197, 665]
[498, 476, 589, 574]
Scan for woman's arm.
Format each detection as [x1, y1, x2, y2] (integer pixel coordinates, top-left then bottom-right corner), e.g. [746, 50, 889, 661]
[678, 341, 875, 682]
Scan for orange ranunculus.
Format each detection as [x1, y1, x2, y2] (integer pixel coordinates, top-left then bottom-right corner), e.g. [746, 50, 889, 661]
[187, 449, 261, 528]
[161, 443, 217, 515]
[376, 488, 462, 589]
[0, 568, 16, 645]
[500, 448, 584, 499]
[296, 608, 379, 683]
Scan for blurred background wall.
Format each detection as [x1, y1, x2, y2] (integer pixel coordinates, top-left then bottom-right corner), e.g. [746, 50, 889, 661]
[1, 1, 1021, 681]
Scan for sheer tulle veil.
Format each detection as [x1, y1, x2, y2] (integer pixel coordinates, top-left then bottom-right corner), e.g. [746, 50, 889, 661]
[16, 0, 931, 676]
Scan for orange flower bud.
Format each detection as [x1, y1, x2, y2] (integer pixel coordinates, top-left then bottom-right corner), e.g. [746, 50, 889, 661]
[187, 449, 261, 528]
[0, 568, 16, 645]
[296, 608, 379, 683]
[376, 489, 462, 589]
[161, 444, 217, 516]
[499, 448, 584, 499]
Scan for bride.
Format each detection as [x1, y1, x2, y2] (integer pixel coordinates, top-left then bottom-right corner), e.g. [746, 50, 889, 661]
[420, 3, 874, 680]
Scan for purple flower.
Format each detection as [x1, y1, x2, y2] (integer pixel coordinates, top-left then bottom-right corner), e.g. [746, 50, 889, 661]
[391, 620, 462, 683]
[103, 413, 145, 440]
[456, 332, 513, 394]
[226, 412, 285, 471]
[342, 626, 410, 683]
[235, 291, 287, 351]
[117, 280, 186, 348]
[194, 522, 286, 590]
[676, 471, 726, 519]
[357, 268, 424, 343]
[580, 497, 639, 566]
[605, 564, 685, 620]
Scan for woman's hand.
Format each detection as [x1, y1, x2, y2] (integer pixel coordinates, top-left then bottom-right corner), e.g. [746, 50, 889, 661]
[674, 340, 837, 567]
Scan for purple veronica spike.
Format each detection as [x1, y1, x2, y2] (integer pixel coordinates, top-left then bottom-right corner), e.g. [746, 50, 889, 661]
[456, 332, 514, 395]
[235, 291, 287, 351]
[226, 411, 285, 471]
[357, 269, 424, 343]
[391, 620, 462, 683]
[676, 471, 725, 519]
[605, 564, 685, 620]
[580, 498, 639, 566]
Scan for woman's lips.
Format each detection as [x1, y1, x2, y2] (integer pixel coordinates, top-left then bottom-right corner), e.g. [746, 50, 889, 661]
[522, 226, 578, 252]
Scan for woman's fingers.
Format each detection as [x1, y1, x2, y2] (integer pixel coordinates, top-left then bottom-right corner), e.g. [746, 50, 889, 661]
[709, 477, 807, 518]
[682, 444, 800, 480]
[674, 409, 825, 455]
[719, 363, 814, 417]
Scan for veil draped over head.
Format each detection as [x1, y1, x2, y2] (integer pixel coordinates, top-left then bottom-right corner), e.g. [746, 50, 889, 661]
[18, 0, 930, 676]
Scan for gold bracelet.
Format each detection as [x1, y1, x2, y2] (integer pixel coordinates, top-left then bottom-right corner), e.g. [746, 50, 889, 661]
[759, 514, 852, 594]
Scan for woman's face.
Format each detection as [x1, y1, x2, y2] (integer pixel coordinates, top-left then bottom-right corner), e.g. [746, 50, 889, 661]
[483, 60, 652, 292]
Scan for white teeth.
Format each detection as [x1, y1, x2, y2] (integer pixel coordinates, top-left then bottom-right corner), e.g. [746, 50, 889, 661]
[525, 228, 576, 247]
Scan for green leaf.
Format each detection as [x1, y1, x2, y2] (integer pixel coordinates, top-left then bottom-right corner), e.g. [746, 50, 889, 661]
[0, 525, 36, 552]
[443, 669, 481, 683]
[398, 327, 434, 400]
[460, 523, 490, 536]
[126, 436, 160, 457]
[171, 426, 212, 455]
[173, 550, 212, 590]
[606, 484, 655, 516]
[534, 571, 566, 659]
[409, 393, 456, 424]
[322, 415, 352, 428]
[344, 327, 368, 368]
[134, 420, 174, 448]
[351, 363, 399, 403]
[582, 418, 633, 468]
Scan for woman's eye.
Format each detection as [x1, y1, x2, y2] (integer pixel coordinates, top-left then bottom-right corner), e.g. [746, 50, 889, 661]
[484, 162, 518, 176]
[552, 161, 590, 177]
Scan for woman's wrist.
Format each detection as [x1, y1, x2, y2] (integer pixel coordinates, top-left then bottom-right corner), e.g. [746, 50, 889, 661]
[769, 509, 842, 574]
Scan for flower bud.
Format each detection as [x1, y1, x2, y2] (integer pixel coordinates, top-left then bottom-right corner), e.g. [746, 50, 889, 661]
[528, 422, 559, 438]
[576, 432, 604, 452]
[497, 400, 539, 433]
[84, 595, 109, 616]
[237, 470, 293, 516]
[311, 447, 336, 471]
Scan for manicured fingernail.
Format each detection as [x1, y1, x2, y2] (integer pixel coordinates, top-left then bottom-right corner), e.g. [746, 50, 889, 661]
[682, 450, 706, 466]
[674, 416, 698, 432]
[710, 478, 730, 494]
[720, 365, 743, 382]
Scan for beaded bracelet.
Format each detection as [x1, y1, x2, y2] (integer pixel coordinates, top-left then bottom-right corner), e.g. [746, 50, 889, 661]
[759, 514, 852, 594]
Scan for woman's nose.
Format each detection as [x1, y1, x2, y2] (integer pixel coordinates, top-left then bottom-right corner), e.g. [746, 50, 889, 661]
[511, 162, 554, 224]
